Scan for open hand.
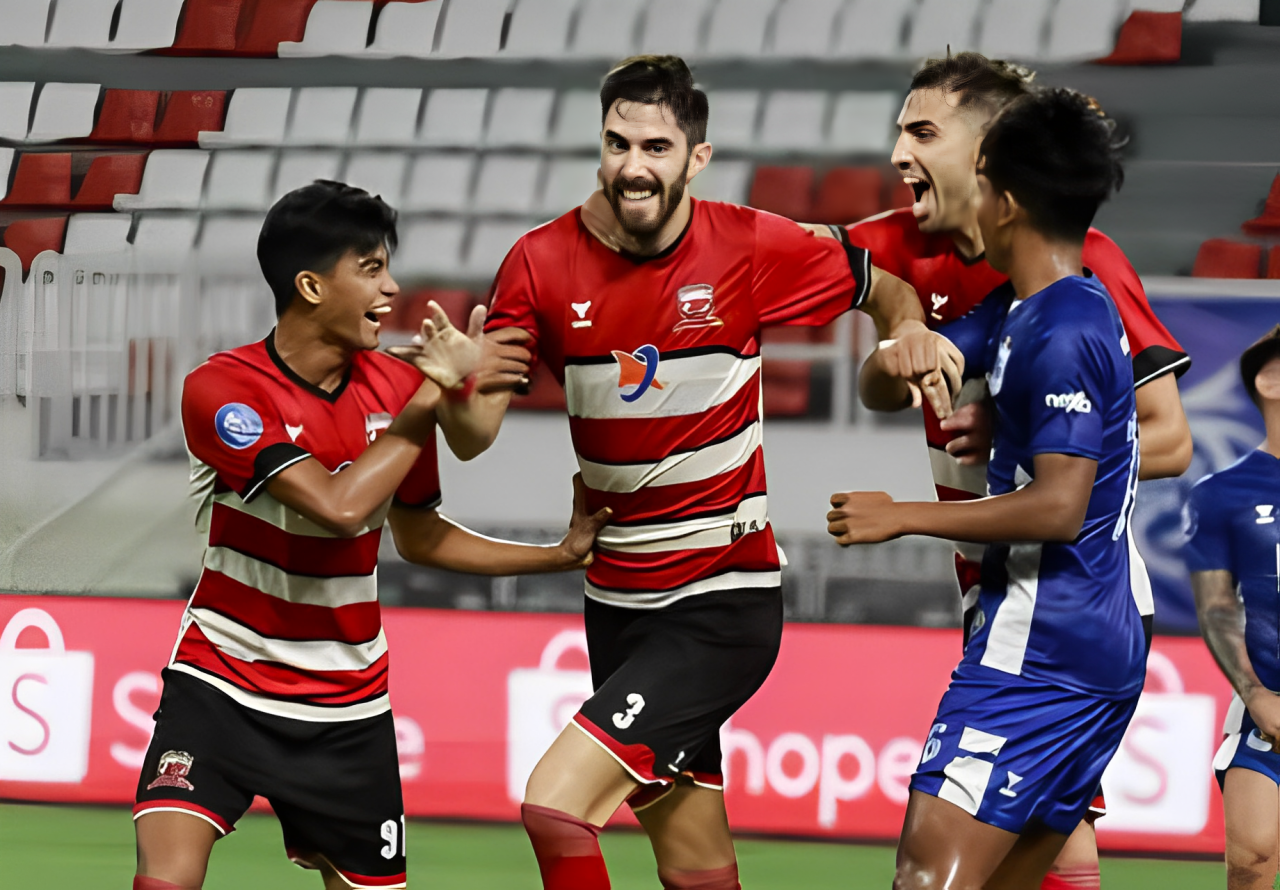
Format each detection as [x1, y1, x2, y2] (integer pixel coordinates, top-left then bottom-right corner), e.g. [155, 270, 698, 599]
[876, 324, 964, 419]
[558, 474, 612, 568]
[940, 399, 993, 466]
[387, 301, 484, 389]
[827, 491, 901, 545]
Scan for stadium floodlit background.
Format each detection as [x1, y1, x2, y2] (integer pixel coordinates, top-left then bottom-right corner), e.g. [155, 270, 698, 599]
[0, 0, 1277, 886]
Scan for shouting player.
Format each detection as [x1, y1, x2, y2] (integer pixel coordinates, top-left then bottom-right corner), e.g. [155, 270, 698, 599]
[422, 56, 956, 890]
[132, 181, 607, 890]
[823, 52, 1191, 888]
[1187, 326, 1280, 890]
[830, 88, 1147, 888]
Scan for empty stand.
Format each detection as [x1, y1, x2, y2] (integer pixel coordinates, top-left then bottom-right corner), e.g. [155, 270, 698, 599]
[761, 360, 812, 418]
[473, 155, 543, 214]
[1046, 0, 1126, 60]
[571, 0, 644, 57]
[28, 84, 101, 143]
[749, 166, 816, 221]
[165, 0, 247, 54]
[436, 0, 507, 57]
[46, 0, 120, 49]
[154, 91, 228, 146]
[504, 0, 577, 56]
[0, 0, 53, 47]
[366, 0, 443, 58]
[832, 0, 913, 59]
[279, 1, 375, 57]
[398, 220, 466, 275]
[1185, 0, 1260, 22]
[1, 153, 72, 207]
[204, 150, 274, 210]
[3, 217, 68, 272]
[704, 91, 760, 150]
[390, 288, 475, 331]
[704, 0, 774, 57]
[467, 221, 530, 276]
[978, 0, 1051, 59]
[133, 215, 199, 253]
[0, 82, 35, 141]
[199, 216, 265, 257]
[199, 88, 292, 147]
[908, 0, 983, 57]
[813, 168, 884, 225]
[541, 158, 601, 216]
[1269, 247, 1280, 280]
[828, 92, 898, 153]
[759, 92, 828, 151]
[64, 214, 133, 253]
[404, 154, 475, 212]
[1242, 175, 1280, 235]
[486, 89, 556, 148]
[287, 87, 359, 145]
[770, 0, 844, 57]
[419, 89, 489, 146]
[72, 154, 148, 209]
[689, 160, 753, 205]
[1098, 11, 1182, 65]
[111, 0, 188, 52]
[274, 151, 343, 199]
[551, 91, 604, 149]
[0, 149, 12, 201]
[114, 150, 210, 211]
[639, 0, 713, 56]
[88, 91, 161, 144]
[343, 153, 409, 204]
[237, 0, 323, 56]
[1192, 238, 1262, 278]
[354, 89, 423, 146]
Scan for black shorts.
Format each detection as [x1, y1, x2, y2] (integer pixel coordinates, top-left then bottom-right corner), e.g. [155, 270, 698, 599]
[134, 669, 406, 889]
[574, 587, 783, 809]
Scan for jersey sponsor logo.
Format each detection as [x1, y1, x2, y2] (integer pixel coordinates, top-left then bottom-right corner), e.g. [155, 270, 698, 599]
[673, 283, 724, 332]
[1044, 391, 1093, 414]
[929, 292, 949, 321]
[612, 692, 646, 729]
[286, 423, 304, 442]
[999, 771, 1024, 798]
[571, 301, 593, 328]
[214, 403, 263, 450]
[612, 345, 664, 402]
[989, 336, 1011, 396]
[146, 750, 195, 791]
[365, 412, 393, 443]
[1257, 505, 1275, 525]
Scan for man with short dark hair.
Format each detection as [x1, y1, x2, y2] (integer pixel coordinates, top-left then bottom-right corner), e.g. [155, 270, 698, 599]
[132, 181, 607, 890]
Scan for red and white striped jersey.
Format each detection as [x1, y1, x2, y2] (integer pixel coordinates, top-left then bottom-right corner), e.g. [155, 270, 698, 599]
[175, 335, 439, 721]
[486, 199, 869, 608]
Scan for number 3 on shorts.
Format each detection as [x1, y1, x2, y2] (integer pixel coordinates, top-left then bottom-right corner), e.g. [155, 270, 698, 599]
[380, 815, 406, 860]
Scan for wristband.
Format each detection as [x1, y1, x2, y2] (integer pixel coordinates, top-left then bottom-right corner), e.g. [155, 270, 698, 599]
[445, 373, 477, 402]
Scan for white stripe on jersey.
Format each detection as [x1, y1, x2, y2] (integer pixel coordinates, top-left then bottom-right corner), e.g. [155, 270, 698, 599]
[203, 546, 379, 607]
[167, 663, 391, 722]
[565, 351, 760, 420]
[928, 446, 988, 498]
[585, 569, 782, 609]
[1126, 528, 1156, 618]
[189, 607, 387, 672]
[577, 422, 761, 493]
[597, 496, 768, 553]
[979, 542, 1041, 675]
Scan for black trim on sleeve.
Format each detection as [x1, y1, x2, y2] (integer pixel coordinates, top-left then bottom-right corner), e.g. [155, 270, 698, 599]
[392, 491, 443, 511]
[828, 225, 872, 309]
[1133, 345, 1192, 388]
[242, 442, 311, 502]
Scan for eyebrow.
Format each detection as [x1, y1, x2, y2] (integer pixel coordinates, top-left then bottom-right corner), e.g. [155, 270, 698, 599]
[902, 119, 938, 133]
[604, 129, 675, 148]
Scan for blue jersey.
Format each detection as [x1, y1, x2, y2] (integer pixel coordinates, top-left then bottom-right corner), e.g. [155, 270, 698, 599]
[1185, 450, 1280, 690]
[941, 275, 1146, 698]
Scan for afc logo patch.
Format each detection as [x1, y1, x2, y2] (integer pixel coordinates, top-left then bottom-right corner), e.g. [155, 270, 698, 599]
[147, 750, 195, 791]
[214, 403, 263, 450]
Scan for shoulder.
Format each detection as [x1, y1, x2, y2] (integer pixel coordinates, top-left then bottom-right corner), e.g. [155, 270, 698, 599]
[507, 212, 582, 262]
[184, 342, 268, 395]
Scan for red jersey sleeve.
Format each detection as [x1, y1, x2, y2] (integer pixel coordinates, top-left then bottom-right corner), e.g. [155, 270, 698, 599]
[751, 210, 871, 327]
[845, 211, 912, 280]
[1084, 229, 1190, 387]
[181, 362, 309, 502]
[483, 235, 541, 369]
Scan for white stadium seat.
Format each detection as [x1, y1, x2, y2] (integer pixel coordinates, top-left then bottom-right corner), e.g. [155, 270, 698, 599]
[279, 1, 375, 57]
[1185, 0, 1260, 20]
[133, 215, 199, 254]
[404, 154, 476, 212]
[274, 151, 343, 200]
[908, 0, 984, 57]
[759, 91, 828, 151]
[287, 87, 359, 146]
[639, 0, 714, 56]
[1132, 0, 1187, 10]
[689, 160, 753, 205]
[114, 151, 210, 211]
[473, 155, 544, 214]
[199, 216, 265, 258]
[64, 214, 133, 254]
[46, 0, 118, 49]
[199, 88, 293, 148]
[398, 220, 467, 275]
[467, 221, 532, 276]
[110, 0, 187, 51]
[540, 158, 601, 216]
[505, 0, 578, 56]
[978, 0, 1052, 59]
[828, 92, 900, 153]
[704, 91, 761, 150]
[1045, 0, 1126, 60]
[486, 89, 557, 148]
[354, 89, 423, 146]
[571, 0, 644, 57]
[0, 0, 53, 47]
[204, 151, 275, 210]
[0, 148, 13, 201]
[703, 0, 774, 57]
[551, 91, 603, 149]
[27, 83, 101, 142]
[436, 0, 508, 57]
[419, 89, 489, 146]
[832, 0, 914, 60]
[0, 82, 35, 141]
[343, 153, 410, 205]
[770, 0, 844, 57]
[367, 0, 444, 57]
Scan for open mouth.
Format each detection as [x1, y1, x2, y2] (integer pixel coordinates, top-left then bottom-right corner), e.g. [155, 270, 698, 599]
[622, 189, 655, 201]
[907, 178, 930, 203]
[364, 311, 380, 324]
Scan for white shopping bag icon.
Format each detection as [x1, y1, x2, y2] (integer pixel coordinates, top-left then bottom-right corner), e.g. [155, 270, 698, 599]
[1099, 650, 1215, 834]
[0, 608, 95, 783]
[506, 630, 593, 803]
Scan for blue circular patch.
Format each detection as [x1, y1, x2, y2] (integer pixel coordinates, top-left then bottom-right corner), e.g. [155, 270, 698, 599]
[214, 403, 263, 450]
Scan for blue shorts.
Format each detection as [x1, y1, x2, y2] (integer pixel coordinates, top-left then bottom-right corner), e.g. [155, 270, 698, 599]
[910, 668, 1140, 835]
[1214, 697, 1280, 788]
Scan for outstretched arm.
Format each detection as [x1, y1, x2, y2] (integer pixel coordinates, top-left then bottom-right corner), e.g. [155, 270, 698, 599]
[1135, 373, 1193, 480]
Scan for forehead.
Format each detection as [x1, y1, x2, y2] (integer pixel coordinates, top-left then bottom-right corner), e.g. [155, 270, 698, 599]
[897, 88, 986, 129]
[603, 100, 687, 145]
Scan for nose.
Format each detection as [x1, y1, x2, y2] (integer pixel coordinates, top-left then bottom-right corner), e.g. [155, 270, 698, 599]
[383, 271, 400, 297]
[621, 146, 650, 181]
[891, 130, 912, 172]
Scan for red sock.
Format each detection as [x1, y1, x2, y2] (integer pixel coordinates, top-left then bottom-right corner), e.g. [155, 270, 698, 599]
[133, 878, 186, 890]
[1041, 866, 1101, 890]
[521, 803, 611, 890]
[659, 862, 741, 889]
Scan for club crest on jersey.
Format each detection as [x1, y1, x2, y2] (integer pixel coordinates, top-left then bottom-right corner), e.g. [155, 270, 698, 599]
[673, 284, 723, 332]
[988, 336, 1012, 396]
[214, 403, 263, 450]
[612, 345, 664, 402]
[147, 750, 195, 791]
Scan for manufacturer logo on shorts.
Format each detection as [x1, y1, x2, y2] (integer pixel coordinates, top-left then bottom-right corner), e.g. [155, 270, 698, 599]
[1257, 505, 1275, 525]
[1045, 391, 1092, 414]
[612, 693, 646, 730]
[146, 750, 195, 791]
[214, 403, 263, 449]
[999, 771, 1024, 798]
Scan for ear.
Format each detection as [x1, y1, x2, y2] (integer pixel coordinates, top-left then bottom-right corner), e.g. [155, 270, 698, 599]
[996, 189, 1021, 228]
[686, 142, 713, 183]
[294, 269, 323, 307]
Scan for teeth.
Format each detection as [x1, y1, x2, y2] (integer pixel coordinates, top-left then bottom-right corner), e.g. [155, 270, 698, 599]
[373, 305, 392, 315]
[623, 190, 654, 200]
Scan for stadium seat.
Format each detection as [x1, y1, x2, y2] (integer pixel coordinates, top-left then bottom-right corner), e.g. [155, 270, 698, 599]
[274, 151, 343, 199]
[759, 92, 829, 150]
[828, 92, 899, 153]
[1097, 11, 1182, 64]
[391, 288, 475, 331]
[504, 0, 577, 56]
[28, 83, 101, 143]
[3, 217, 68, 272]
[46, 0, 119, 49]
[133, 215, 200, 253]
[343, 153, 409, 204]
[0, 148, 12, 201]
[354, 88, 423, 146]
[64, 213, 133, 253]
[199, 216, 265, 257]
[403, 154, 475, 211]
[1185, 0, 1259, 22]
[1045, 0, 1126, 60]
[1269, 247, 1280, 279]
[0, 153, 72, 207]
[436, 0, 506, 57]
[540, 158, 601, 216]
[704, 92, 760, 150]
[110, 0, 187, 52]
[770, 0, 844, 57]
[237, 0, 323, 56]
[467, 221, 531, 276]
[551, 91, 604, 150]
[114, 150, 210, 211]
[749, 166, 816, 221]
[832, 0, 913, 59]
[1243, 175, 1280, 235]
[154, 91, 228, 146]
[761, 360, 812, 418]
[473, 155, 543, 214]
[0, 82, 35, 141]
[418, 89, 489, 146]
[279, 1, 374, 57]
[198, 88, 293, 147]
[366, 0, 443, 58]
[0, 0, 54, 47]
[486, 89, 556, 148]
[886, 177, 914, 210]
[688, 160, 753, 205]
[704, 0, 774, 57]
[978, 0, 1051, 59]
[72, 154, 148, 209]
[204, 150, 275, 210]
[639, 0, 714, 56]
[287, 87, 359, 145]
[571, 0, 644, 57]
[164, 0, 245, 54]
[909, 0, 984, 56]
[813, 168, 884, 225]
[1191, 238, 1262, 278]
[397, 220, 466, 275]
[88, 91, 161, 144]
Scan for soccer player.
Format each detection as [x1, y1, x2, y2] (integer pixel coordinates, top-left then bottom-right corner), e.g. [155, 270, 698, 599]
[1187, 326, 1280, 890]
[823, 52, 1192, 888]
[425, 55, 957, 890]
[132, 181, 607, 890]
[829, 88, 1147, 889]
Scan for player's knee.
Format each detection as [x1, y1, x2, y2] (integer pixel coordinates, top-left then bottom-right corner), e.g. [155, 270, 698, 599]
[892, 858, 952, 890]
[133, 876, 198, 890]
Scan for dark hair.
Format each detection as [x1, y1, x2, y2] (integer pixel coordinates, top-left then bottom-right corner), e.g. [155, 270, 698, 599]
[1241, 324, 1280, 406]
[979, 87, 1125, 242]
[600, 55, 709, 150]
[257, 180, 398, 317]
[910, 51, 1036, 115]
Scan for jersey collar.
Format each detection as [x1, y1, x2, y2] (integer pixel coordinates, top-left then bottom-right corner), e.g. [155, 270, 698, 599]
[264, 330, 352, 403]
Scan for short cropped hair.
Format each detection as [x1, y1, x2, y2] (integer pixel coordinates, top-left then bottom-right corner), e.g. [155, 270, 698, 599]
[979, 88, 1125, 242]
[600, 55, 709, 150]
[910, 51, 1036, 115]
[1241, 324, 1280, 406]
[257, 180, 398, 317]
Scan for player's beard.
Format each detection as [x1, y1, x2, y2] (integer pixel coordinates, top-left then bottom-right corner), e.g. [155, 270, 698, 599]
[604, 164, 687, 242]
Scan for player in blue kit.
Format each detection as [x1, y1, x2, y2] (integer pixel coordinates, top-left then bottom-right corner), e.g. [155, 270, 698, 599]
[1187, 326, 1280, 890]
[828, 88, 1146, 888]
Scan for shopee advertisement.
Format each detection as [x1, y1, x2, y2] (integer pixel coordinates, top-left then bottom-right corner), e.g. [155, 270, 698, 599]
[0, 595, 1231, 853]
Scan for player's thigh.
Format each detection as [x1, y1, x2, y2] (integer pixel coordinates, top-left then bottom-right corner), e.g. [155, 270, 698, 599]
[525, 721, 639, 827]
[135, 810, 219, 887]
[1048, 818, 1098, 871]
[1224, 767, 1280, 888]
[985, 822, 1071, 890]
[895, 790, 1021, 890]
[634, 784, 736, 872]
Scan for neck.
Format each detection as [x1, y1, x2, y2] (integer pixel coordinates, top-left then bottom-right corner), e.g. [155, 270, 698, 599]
[1003, 227, 1085, 301]
[947, 213, 985, 261]
[1263, 404, 1280, 457]
[272, 312, 355, 393]
[579, 189, 691, 256]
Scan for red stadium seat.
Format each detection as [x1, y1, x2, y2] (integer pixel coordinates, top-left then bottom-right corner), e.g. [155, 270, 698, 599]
[390, 288, 477, 333]
[88, 90, 160, 144]
[748, 166, 815, 221]
[886, 177, 915, 211]
[3, 217, 69, 272]
[164, 0, 246, 54]
[1242, 174, 1280, 235]
[1268, 247, 1280, 280]
[812, 167, 884, 225]
[512, 364, 567, 412]
[154, 91, 229, 145]
[72, 154, 148, 209]
[1097, 11, 1181, 65]
[0, 153, 72, 207]
[1192, 238, 1262, 279]
[237, 0, 323, 56]
[762, 361, 812, 418]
